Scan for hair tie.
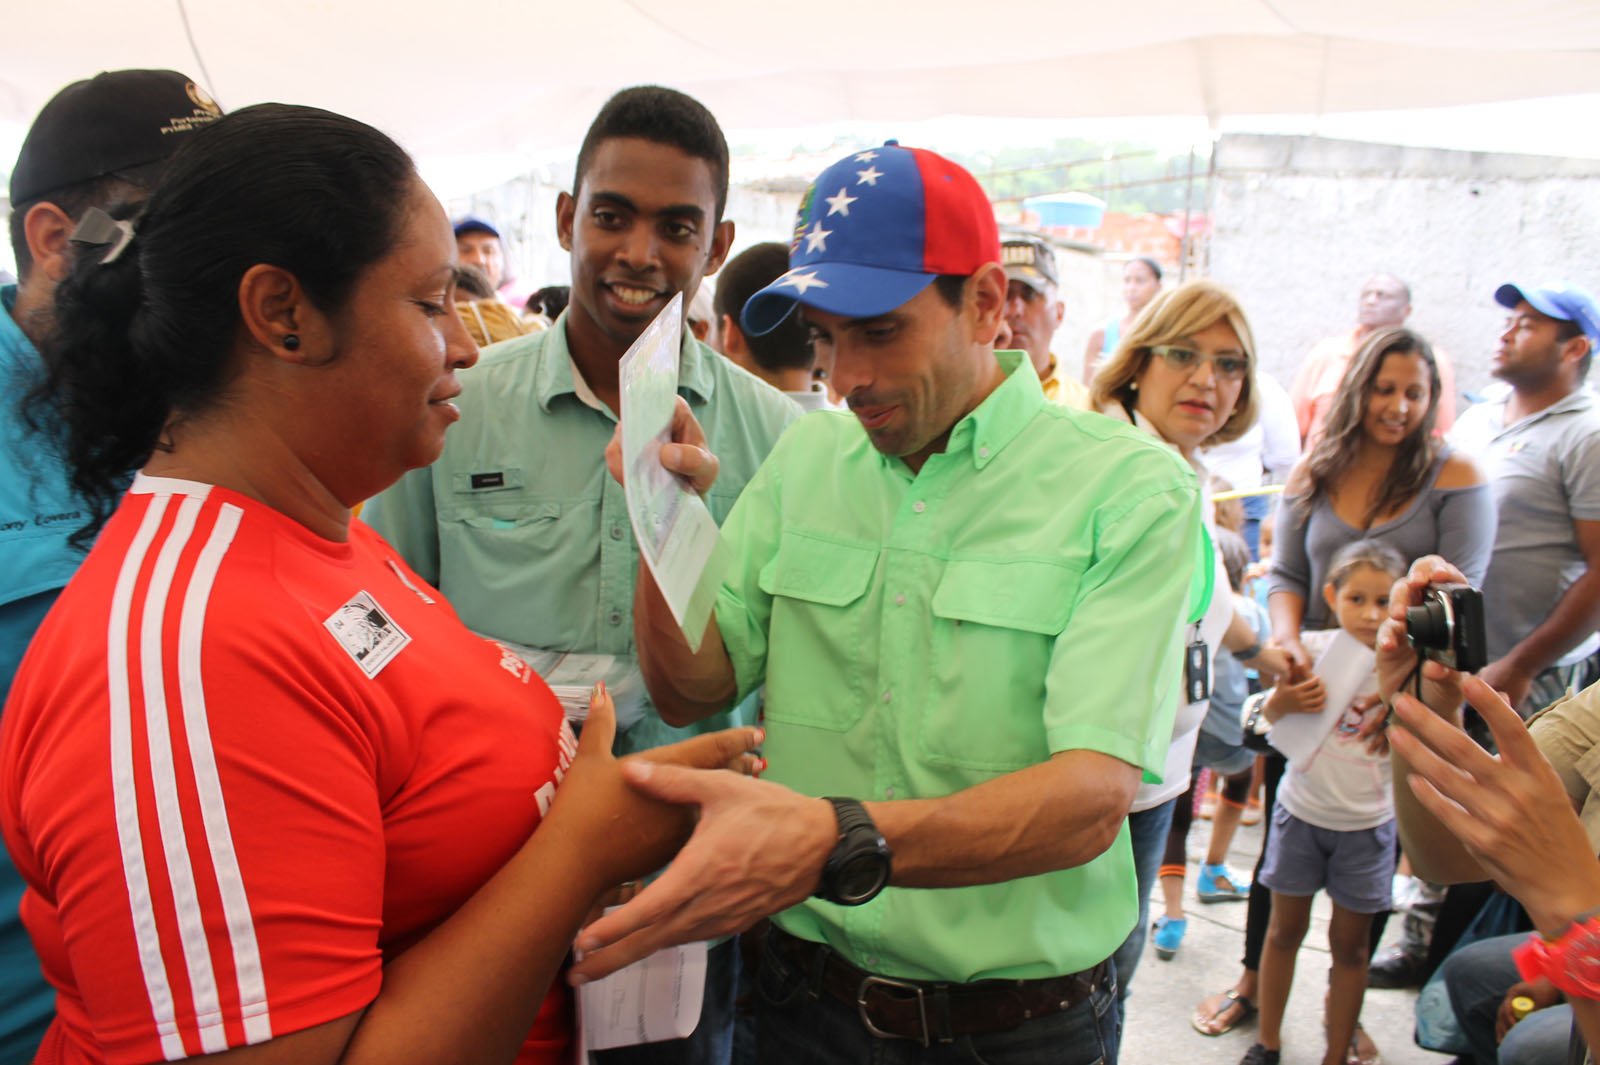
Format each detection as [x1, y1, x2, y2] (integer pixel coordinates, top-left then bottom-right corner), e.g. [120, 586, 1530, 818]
[68, 206, 137, 265]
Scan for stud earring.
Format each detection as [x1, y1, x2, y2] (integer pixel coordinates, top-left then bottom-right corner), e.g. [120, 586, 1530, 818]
[283, 334, 301, 351]
[1129, 380, 1139, 391]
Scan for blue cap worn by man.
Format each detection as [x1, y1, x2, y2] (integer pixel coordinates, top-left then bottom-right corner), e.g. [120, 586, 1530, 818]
[1448, 280, 1600, 714]
[574, 142, 1205, 1065]
[2, 68, 221, 1064]
[453, 214, 507, 290]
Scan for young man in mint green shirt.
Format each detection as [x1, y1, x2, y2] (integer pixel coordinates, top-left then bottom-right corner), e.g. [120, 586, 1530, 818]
[365, 88, 797, 1065]
[571, 145, 1206, 1065]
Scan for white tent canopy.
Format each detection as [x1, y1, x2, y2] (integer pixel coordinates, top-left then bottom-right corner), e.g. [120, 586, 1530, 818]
[6, 0, 1600, 160]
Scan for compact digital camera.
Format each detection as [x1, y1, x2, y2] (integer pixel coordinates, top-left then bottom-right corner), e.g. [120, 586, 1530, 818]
[1404, 583, 1488, 674]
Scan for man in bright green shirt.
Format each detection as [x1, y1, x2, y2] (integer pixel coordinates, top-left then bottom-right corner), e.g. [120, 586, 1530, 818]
[571, 145, 1203, 1064]
[363, 87, 797, 1065]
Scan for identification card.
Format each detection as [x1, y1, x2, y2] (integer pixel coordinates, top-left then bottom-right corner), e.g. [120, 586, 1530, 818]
[1183, 625, 1210, 703]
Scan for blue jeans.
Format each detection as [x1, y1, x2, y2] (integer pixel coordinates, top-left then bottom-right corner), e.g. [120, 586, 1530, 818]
[1110, 799, 1176, 1008]
[1440, 933, 1571, 1065]
[596, 938, 738, 1065]
[753, 931, 1119, 1065]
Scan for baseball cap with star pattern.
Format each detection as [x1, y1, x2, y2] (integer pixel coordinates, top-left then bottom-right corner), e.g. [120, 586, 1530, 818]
[741, 141, 999, 336]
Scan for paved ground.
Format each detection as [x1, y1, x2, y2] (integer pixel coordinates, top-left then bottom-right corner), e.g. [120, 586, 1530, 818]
[1118, 811, 1455, 1065]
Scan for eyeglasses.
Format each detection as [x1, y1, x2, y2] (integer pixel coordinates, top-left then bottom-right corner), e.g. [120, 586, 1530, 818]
[1148, 345, 1250, 382]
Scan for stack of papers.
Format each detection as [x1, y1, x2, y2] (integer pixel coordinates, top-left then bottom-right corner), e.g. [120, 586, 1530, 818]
[485, 638, 648, 730]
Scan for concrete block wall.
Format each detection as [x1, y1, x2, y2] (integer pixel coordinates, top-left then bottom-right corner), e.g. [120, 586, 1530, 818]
[1207, 134, 1600, 399]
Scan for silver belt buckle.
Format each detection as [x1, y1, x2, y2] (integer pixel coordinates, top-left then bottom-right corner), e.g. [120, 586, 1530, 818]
[857, 974, 931, 1047]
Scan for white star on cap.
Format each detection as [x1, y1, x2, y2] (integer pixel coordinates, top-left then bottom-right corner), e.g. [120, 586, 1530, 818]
[804, 221, 832, 253]
[856, 165, 884, 186]
[824, 187, 857, 217]
[778, 270, 828, 295]
[854, 150, 879, 162]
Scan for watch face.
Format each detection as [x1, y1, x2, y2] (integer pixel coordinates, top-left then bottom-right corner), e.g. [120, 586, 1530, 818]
[836, 851, 889, 903]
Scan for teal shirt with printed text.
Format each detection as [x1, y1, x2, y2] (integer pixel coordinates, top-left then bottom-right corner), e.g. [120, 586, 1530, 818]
[713, 350, 1204, 982]
[364, 311, 800, 754]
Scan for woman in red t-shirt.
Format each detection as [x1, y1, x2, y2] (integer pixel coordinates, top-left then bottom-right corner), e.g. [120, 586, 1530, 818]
[1, 103, 755, 1065]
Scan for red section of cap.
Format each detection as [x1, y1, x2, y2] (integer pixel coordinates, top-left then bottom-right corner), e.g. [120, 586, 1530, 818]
[908, 147, 1000, 276]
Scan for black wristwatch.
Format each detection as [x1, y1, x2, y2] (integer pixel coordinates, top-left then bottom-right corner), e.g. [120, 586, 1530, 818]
[814, 797, 892, 906]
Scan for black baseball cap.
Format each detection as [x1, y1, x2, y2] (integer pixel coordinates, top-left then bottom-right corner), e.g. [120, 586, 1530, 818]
[9, 69, 222, 205]
[1001, 236, 1059, 295]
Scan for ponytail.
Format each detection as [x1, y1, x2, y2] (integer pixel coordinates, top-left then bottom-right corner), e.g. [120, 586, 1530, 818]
[28, 211, 161, 547]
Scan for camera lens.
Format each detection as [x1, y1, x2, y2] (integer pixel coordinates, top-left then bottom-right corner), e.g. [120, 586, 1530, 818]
[1405, 599, 1451, 651]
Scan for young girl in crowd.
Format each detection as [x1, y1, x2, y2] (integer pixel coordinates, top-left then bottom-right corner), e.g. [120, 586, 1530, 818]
[1239, 539, 1408, 1065]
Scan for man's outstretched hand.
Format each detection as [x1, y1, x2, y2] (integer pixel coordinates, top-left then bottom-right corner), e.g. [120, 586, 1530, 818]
[569, 765, 836, 984]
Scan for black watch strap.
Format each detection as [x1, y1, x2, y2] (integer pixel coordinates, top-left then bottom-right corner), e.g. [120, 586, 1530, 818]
[827, 796, 874, 835]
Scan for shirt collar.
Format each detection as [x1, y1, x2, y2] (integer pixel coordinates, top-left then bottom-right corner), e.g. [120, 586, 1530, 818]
[532, 308, 717, 412]
[1490, 386, 1597, 435]
[945, 349, 1044, 471]
[1, 285, 34, 357]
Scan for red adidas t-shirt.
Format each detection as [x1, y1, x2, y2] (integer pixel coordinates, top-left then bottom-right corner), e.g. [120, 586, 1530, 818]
[1, 474, 576, 1064]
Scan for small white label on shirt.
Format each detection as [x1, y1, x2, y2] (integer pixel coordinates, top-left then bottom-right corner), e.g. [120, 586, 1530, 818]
[324, 590, 411, 678]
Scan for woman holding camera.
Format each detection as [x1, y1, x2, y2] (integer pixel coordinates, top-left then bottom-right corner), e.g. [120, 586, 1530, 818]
[1192, 328, 1491, 1055]
[1268, 327, 1493, 668]
[0, 104, 756, 1065]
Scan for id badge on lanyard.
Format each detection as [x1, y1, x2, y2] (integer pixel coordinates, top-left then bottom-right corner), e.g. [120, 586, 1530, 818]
[1183, 621, 1210, 704]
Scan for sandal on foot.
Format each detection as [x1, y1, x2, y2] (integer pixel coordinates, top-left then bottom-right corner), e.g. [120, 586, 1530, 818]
[1152, 915, 1187, 959]
[1197, 862, 1250, 902]
[1192, 988, 1257, 1036]
[1239, 1043, 1279, 1065]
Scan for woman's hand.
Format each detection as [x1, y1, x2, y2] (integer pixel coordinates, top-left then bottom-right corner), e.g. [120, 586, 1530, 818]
[1377, 555, 1469, 717]
[1263, 660, 1326, 722]
[545, 685, 763, 896]
[1388, 676, 1600, 932]
[1250, 647, 1291, 686]
[1351, 694, 1391, 756]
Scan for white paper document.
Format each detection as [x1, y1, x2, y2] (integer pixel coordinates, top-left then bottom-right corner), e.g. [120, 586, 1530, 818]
[578, 934, 706, 1050]
[618, 293, 727, 651]
[1267, 629, 1375, 767]
[482, 638, 647, 730]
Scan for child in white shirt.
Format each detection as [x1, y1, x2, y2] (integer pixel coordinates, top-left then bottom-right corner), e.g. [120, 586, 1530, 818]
[1238, 539, 1407, 1065]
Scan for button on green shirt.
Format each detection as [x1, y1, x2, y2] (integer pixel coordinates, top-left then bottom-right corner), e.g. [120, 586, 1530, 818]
[365, 312, 801, 754]
[714, 350, 1203, 981]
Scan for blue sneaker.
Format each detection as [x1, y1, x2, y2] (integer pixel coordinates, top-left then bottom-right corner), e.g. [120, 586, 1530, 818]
[1152, 915, 1186, 960]
[1197, 863, 1250, 903]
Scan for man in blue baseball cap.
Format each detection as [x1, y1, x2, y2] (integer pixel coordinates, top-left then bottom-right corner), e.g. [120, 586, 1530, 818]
[1449, 280, 1600, 713]
[574, 143, 1209, 1064]
[453, 215, 507, 290]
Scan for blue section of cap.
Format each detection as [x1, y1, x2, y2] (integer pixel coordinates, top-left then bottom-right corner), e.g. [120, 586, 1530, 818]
[453, 215, 499, 238]
[1496, 281, 1600, 342]
[791, 146, 927, 274]
[742, 264, 936, 336]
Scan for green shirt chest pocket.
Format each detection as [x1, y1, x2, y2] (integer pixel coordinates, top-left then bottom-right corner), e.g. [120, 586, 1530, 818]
[922, 559, 1081, 773]
[757, 533, 879, 732]
[437, 466, 575, 574]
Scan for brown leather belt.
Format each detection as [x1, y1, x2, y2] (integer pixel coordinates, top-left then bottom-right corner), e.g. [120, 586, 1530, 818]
[769, 926, 1110, 1046]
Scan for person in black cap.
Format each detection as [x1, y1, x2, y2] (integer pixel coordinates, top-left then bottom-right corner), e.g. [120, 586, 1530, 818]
[454, 215, 508, 290]
[1001, 236, 1089, 409]
[0, 67, 221, 1064]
